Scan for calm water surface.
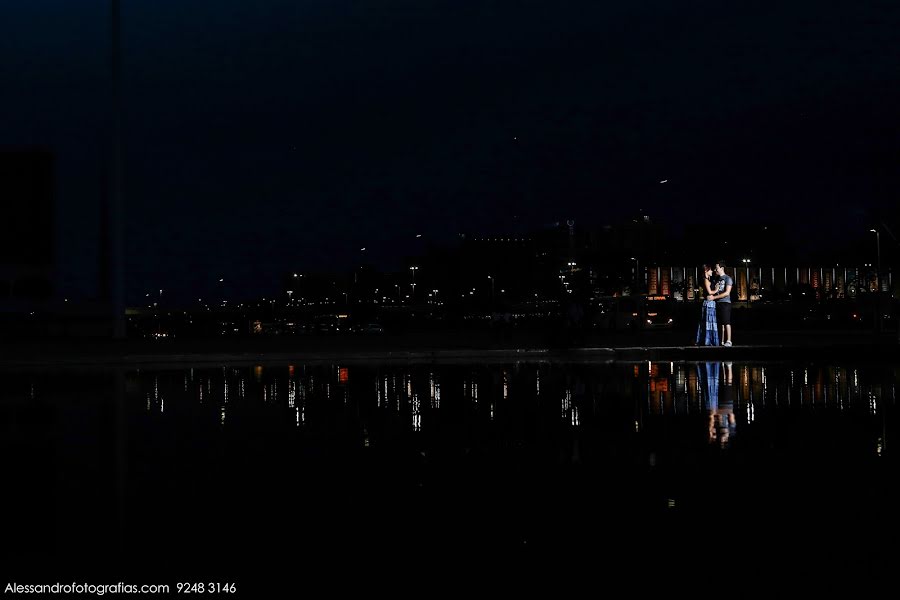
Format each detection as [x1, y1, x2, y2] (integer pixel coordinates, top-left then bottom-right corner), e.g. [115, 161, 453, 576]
[3, 360, 898, 581]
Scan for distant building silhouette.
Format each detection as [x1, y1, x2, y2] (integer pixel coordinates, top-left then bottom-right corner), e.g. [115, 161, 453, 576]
[0, 150, 55, 305]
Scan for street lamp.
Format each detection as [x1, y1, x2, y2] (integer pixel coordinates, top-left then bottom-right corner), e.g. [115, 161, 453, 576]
[870, 228, 883, 334]
[630, 257, 641, 294]
[409, 266, 419, 299]
[742, 259, 752, 303]
[870, 229, 881, 291]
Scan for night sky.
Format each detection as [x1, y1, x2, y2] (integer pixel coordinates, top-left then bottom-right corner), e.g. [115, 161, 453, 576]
[3, 1, 899, 303]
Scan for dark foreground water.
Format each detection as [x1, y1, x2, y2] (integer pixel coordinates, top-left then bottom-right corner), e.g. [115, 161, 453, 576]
[3, 360, 899, 587]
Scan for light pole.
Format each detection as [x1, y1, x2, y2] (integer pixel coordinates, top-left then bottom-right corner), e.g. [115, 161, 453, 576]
[870, 229, 882, 334]
[870, 229, 881, 291]
[409, 266, 419, 300]
[742, 258, 751, 303]
[631, 257, 640, 294]
[292, 273, 303, 306]
[108, 0, 125, 339]
[488, 275, 495, 308]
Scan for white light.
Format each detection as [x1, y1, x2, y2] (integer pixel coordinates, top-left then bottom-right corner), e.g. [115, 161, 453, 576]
[659, 179, 668, 183]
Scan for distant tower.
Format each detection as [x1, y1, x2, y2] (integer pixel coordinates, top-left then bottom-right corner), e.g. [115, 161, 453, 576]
[566, 219, 575, 263]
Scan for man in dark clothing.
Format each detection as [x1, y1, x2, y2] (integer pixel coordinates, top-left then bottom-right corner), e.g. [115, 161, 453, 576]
[710, 261, 734, 347]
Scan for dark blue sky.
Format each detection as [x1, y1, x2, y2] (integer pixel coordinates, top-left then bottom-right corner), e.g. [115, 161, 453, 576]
[3, 1, 899, 302]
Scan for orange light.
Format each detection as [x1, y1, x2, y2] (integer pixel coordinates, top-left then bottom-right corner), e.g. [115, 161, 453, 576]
[339, 368, 349, 383]
[650, 379, 670, 392]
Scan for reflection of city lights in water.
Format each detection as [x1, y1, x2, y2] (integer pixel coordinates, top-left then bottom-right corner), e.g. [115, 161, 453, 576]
[536, 371, 540, 395]
[430, 373, 440, 409]
[125, 365, 899, 457]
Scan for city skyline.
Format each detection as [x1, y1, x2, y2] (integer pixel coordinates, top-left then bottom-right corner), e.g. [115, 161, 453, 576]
[2, 1, 899, 304]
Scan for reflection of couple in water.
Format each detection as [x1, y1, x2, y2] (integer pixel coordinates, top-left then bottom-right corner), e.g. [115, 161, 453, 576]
[699, 361, 736, 447]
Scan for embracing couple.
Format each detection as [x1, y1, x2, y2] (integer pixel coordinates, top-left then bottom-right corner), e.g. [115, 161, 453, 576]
[695, 261, 734, 347]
